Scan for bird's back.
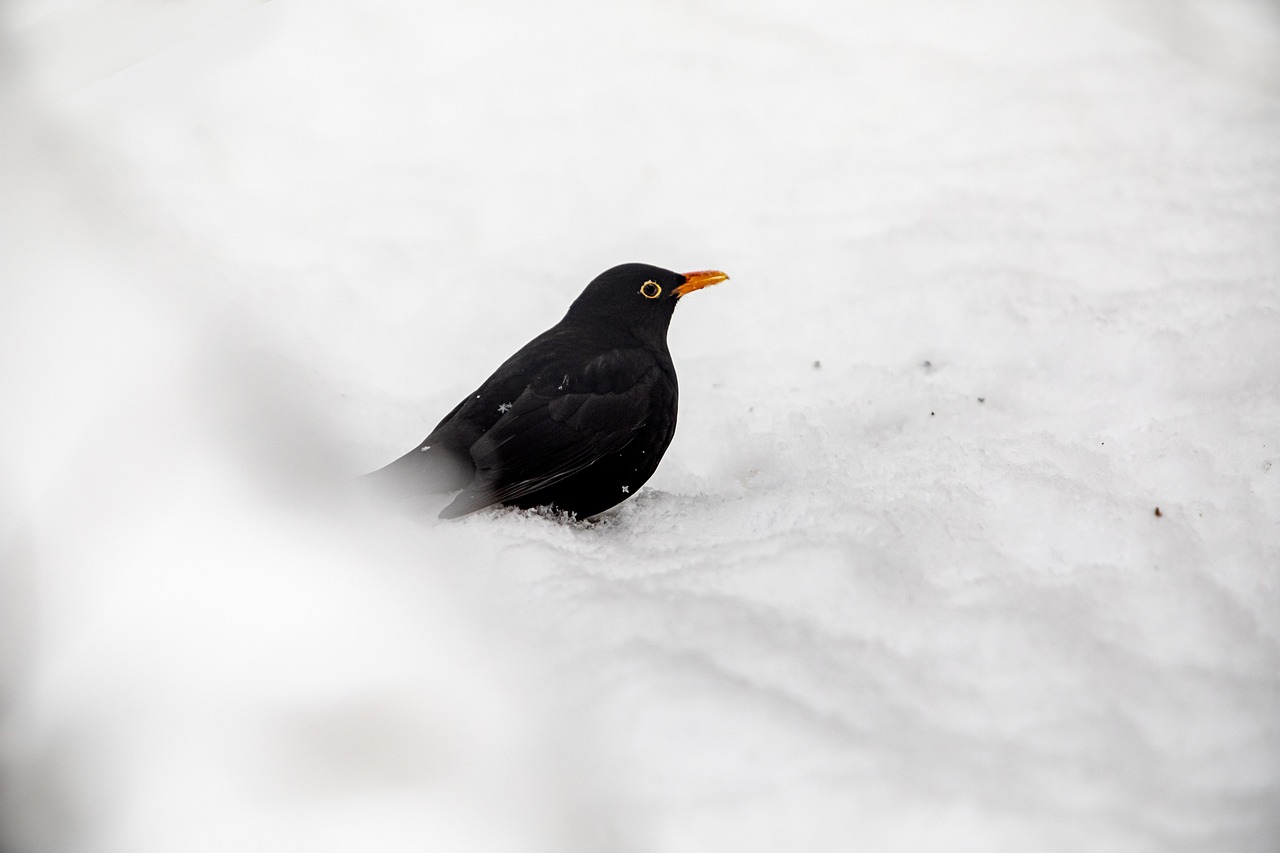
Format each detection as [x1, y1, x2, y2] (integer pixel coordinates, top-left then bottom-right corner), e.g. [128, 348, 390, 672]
[368, 320, 679, 519]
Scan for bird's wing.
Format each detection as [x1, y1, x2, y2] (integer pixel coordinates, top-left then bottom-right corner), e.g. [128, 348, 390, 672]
[439, 350, 662, 518]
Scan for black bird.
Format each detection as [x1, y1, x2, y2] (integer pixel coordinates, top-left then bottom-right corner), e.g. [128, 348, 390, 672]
[369, 263, 729, 519]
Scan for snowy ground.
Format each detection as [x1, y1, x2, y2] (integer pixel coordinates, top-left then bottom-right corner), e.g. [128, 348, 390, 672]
[2, 0, 1279, 851]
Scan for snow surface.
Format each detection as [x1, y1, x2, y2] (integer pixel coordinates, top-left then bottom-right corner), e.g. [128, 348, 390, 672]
[2, 1, 1279, 851]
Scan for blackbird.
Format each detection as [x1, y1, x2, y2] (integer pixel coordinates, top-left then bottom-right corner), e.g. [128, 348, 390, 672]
[368, 263, 728, 519]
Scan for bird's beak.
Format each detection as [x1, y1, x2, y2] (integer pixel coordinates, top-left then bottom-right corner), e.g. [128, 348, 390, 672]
[674, 270, 729, 297]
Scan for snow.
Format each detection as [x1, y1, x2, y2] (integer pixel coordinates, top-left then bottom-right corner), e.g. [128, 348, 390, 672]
[2, 0, 1279, 851]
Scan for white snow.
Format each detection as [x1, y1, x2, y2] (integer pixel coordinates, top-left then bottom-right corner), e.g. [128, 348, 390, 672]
[2, 1, 1279, 852]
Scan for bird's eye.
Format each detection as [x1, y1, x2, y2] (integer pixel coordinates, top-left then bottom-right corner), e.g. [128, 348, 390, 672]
[639, 281, 662, 299]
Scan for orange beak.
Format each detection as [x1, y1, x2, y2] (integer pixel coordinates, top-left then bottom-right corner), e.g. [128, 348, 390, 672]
[674, 269, 729, 297]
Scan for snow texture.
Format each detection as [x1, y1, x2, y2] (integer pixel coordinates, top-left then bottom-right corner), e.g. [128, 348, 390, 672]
[2, 1, 1278, 851]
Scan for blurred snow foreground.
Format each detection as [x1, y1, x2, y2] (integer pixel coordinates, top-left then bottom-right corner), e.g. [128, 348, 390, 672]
[2, 0, 1279, 850]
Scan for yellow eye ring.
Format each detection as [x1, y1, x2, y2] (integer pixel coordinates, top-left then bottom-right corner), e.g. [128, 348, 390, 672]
[640, 281, 662, 299]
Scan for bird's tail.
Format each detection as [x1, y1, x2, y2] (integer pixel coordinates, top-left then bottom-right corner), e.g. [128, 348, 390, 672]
[361, 444, 472, 501]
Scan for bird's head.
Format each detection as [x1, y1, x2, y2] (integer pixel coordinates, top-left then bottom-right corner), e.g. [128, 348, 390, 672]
[564, 263, 729, 343]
